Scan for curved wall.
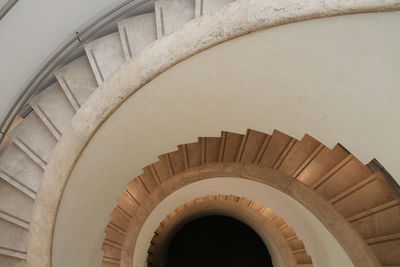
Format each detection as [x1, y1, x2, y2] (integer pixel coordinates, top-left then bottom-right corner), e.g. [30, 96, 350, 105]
[51, 11, 400, 267]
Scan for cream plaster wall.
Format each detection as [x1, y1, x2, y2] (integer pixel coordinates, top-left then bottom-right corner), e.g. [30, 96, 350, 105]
[133, 178, 353, 267]
[53, 12, 400, 267]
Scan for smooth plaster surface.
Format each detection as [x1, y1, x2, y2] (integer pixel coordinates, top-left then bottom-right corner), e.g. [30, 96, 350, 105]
[51, 11, 400, 267]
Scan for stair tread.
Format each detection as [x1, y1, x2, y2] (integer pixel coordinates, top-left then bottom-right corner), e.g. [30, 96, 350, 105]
[195, 0, 234, 17]
[0, 254, 26, 265]
[0, 144, 42, 195]
[334, 175, 397, 218]
[352, 203, 400, 240]
[315, 156, 372, 200]
[296, 144, 349, 186]
[278, 134, 321, 176]
[369, 238, 400, 265]
[30, 82, 75, 139]
[8, 112, 57, 168]
[85, 32, 125, 84]
[0, 179, 34, 224]
[0, 219, 28, 253]
[155, 0, 196, 38]
[259, 130, 292, 167]
[118, 12, 157, 60]
[55, 56, 98, 110]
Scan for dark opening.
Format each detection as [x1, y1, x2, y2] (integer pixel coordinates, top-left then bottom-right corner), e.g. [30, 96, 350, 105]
[166, 215, 274, 267]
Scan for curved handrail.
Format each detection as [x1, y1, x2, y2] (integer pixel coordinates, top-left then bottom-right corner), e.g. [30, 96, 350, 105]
[0, 0, 152, 145]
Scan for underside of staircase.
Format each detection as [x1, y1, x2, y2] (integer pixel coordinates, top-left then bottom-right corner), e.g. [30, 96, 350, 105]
[0, 0, 399, 266]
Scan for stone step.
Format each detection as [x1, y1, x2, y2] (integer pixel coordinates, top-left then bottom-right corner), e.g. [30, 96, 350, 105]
[0, 144, 42, 198]
[294, 250, 313, 265]
[351, 201, 400, 240]
[30, 82, 75, 140]
[155, 0, 196, 38]
[117, 12, 157, 60]
[8, 112, 57, 169]
[84, 32, 125, 84]
[54, 56, 98, 111]
[0, 179, 34, 224]
[314, 156, 372, 200]
[368, 234, 400, 266]
[333, 173, 398, 218]
[195, 0, 234, 17]
[296, 144, 350, 186]
[0, 219, 28, 258]
[0, 254, 26, 266]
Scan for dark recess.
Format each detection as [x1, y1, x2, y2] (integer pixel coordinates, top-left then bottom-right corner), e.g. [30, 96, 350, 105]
[166, 215, 273, 267]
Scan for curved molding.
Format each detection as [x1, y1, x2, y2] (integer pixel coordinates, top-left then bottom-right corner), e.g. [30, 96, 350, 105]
[146, 195, 300, 267]
[28, 0, 400, 266]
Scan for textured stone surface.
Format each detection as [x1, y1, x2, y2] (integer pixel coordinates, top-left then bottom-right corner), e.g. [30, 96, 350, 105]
[0, 219, 28, 252]
[55, 56, 98, 111]
[0, 179, 34, 223]
[30, 82, 75, 140]
[28, 1, 400, 266]
[8, 112, 57, 169]
[195, 0, 235, 17]
[84, 32, 125, 84]
[117, 12, 157, 60]
[0, 144, 42, 195]
[155, 0, 196, 38]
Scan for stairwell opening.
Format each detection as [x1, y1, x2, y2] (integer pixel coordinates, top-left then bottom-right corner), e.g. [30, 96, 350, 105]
[163, 215, 273, 267]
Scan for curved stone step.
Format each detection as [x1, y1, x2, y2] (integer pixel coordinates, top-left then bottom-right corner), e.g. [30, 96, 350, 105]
[368, 233, 400, 266]
[334, 173, 398, 218]
[0, 144, 42, 199]
[195, 0, 234, 17]
[54, 56, 98, 111]
[30, 82, 75, 140]
[117, 12, 157, 60]
[0, 254, 25, 267]
[84, 32, 125, 84]
[155, 0, 196, 38]
[8, 112, 57, 169]
[0, 219, 28, 260]
[0, 179, 34, 226]
[349, 199, 400, 239]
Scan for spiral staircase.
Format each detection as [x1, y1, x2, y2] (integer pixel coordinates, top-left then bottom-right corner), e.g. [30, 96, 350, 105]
[101, 129, 400, 266]
[0, 0, 399, 266]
